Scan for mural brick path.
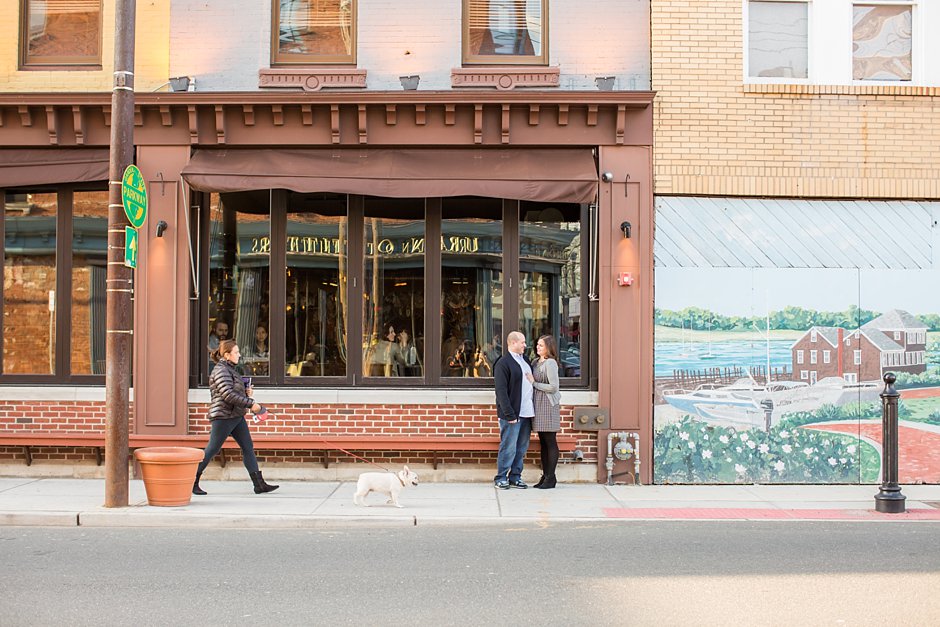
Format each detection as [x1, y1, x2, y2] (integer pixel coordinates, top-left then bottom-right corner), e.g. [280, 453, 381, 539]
[804, 420, 940, 484]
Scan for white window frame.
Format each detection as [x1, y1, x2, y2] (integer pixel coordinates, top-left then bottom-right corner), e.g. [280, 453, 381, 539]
[823, 350, 831, 364]
[811, 328, 818, 342]
[810, 350, 818, 364]
[854, 349, 862, 365]
[744, 0, 936, 87]
[800, 369, 809, 380]
[844, 372, 858, 383]
[797, 350, 805, 364]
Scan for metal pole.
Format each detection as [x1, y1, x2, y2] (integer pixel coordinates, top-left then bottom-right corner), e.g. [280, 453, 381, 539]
[104, 0, 137, 508]
[874, 372, 906, 513]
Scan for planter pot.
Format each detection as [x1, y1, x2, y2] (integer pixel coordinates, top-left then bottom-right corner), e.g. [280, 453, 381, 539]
[134, 447, 204, 507]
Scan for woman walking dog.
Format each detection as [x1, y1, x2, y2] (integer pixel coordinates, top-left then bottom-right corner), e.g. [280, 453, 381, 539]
[193, 339, 279, 495]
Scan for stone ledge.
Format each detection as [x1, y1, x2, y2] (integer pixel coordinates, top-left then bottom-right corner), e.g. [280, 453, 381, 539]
[743, 83, 940, 97]
[259, 68, 367, 92]
[452, 67, 560, 90]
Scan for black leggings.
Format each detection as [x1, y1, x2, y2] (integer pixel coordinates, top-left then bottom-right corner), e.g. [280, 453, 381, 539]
[537, 431, 560, 479]
[197, 415, 259, 475]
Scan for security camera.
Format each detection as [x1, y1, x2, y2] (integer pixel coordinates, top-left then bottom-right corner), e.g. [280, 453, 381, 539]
[601, 172, 614, 183]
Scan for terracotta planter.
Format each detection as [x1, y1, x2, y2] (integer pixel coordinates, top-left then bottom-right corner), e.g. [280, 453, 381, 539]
[134, 447, 204, 507]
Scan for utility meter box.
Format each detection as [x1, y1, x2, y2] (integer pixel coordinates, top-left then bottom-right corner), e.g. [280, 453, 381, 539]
[572, 407, 609, 431]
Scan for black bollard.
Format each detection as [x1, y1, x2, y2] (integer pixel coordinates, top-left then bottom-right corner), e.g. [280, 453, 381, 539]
[874, 372, 906, 513]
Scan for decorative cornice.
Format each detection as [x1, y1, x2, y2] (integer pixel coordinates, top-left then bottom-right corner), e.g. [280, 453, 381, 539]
[452, 67, 560, 90]
[258, 68, 368, 92]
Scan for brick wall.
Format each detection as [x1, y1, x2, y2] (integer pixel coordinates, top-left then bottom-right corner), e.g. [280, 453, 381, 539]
[0, 401, 598, 468]
[651, 0, 940, 199]
[170, 0, 651, 91]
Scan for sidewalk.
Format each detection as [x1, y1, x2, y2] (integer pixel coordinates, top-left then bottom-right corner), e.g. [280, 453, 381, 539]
[3, 478, 940, 528]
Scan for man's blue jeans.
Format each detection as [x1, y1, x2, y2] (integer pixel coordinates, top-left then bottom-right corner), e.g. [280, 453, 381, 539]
[495, 417, 532, 482]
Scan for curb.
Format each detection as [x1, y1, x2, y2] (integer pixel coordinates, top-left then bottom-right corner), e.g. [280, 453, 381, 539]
[0, 512, 79, 527]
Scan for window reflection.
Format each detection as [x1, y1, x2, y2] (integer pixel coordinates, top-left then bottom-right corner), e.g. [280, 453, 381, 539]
[277, 0, 354, 61]
[520, 201, 581, 376]
[441, 198, 502, 378]
[467, 0, 543, 60]
[23, 0, 102, 65]
[208, 191, 271, 376]
[363, 198, 424, 378]
[285, 193, 347, 377]
[71, 191, 108, 375]
[3, 192, 57, 374]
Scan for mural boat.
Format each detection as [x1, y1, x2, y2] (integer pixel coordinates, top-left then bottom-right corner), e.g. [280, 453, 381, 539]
[662, 377, 881, 429]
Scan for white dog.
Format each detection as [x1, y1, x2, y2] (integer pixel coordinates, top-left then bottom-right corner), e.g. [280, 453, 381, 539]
[353, 465, 419, 508]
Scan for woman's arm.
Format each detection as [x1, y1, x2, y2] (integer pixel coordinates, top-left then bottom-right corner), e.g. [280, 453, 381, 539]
[531, 359, 559, 394]
[213, 367, 254, 409]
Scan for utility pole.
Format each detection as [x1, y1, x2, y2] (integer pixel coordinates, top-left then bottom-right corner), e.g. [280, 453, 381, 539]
[104, 0, 137, 508]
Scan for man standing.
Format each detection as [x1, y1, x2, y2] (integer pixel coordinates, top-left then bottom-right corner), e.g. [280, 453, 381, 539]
[493, 331, 534, 489]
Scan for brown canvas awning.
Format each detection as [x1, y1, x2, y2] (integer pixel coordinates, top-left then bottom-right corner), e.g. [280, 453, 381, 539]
[0, 149, 110, 188]
[181, 148, 598, 203]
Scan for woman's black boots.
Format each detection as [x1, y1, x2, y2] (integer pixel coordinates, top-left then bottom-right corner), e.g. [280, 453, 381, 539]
[534, 475, 546, 488]
[192, 471, 207, 495]
[250, 471, 279, 494]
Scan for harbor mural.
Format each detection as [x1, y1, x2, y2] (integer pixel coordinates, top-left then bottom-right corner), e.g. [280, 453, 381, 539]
[652, 198, 940, 484]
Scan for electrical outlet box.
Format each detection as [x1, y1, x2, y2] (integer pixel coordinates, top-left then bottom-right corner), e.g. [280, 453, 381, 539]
[571, 407, 609, 431]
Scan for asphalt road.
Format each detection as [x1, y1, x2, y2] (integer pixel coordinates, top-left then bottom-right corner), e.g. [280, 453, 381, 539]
[2, 522, 939, 626]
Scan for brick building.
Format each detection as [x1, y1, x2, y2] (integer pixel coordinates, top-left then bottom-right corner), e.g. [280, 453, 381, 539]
[0, 1, 654, 483]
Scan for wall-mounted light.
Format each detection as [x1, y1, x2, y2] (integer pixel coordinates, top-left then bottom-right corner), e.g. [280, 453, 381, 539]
[155, 220, 168, 238]
[399, 75, 420, 90]
[169, 76, 194, 92]
[620, 221, 632, 239]
[601, 171, 614, 183]
[595, 76, 615, 91]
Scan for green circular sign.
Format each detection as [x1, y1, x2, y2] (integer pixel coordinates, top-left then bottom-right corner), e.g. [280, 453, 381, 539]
[121, 164, 148, 229]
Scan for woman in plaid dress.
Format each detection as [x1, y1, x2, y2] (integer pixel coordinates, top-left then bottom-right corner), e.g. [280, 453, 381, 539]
[525, 335, 561, 489]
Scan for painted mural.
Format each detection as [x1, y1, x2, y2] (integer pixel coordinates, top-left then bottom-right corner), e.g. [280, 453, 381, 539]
[652, 199, 940, 484]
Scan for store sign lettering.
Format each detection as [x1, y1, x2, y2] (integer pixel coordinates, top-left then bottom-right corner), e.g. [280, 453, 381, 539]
[247, 235, 481, 257]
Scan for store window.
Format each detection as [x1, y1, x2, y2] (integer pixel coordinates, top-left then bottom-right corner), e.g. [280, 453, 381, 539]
[198, 192, 593, 389]
[20, 0, 102, 67]
[2, 187, 109, 381]
[463, 0, 548, 65]
[441, 198, 503, 378]
[207, 191, 271, 377]
[363, 198, 424, 378]
[285, 192, 347, 378]
[273, 0, 356, 64]
[853, 4, 912, 81]
[747, 0, 808, 79]
[519, 201, 582, 377]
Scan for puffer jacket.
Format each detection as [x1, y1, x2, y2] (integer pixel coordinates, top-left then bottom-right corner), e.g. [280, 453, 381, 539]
[208, 359, 254, 421]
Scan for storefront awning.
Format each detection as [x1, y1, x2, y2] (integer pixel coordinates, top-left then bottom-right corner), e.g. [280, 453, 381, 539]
[181, 148, 599, 204]
[0, 149, 110, 188]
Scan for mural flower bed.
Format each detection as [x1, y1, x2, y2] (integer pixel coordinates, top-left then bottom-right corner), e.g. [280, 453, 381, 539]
[653, 415, 877, 484]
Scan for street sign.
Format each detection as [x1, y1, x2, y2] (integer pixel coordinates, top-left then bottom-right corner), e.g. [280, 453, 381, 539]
[121, 164, 148, 229]
[124, 226, 138, 269]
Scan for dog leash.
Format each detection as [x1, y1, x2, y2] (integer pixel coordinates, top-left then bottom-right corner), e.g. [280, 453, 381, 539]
[314, 437, 390, 472]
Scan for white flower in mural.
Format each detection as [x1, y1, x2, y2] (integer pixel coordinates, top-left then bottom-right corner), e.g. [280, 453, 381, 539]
[688, 441, 696, 450]
[734, 464, 746, 474]
[759, 443, 770, 454]
[847, 445, 857, 454]
[779, 430, 790, 438]
[828, 457, 837, 466]
[702, 450, 713, 459]
[679, 431, 690, 441]
[719, 435, 729, 444]
[747, 440, 757, 450]
[726, 457, 733, 462]
[703, 434, 709, 441]
[739, 433, 749, 442]
[774, 461, 785, 473]
[782, 444, 793, 454]
[803, 447, 814, 456]
[736, 446, 743, 453]
[839, 458, 847, 464]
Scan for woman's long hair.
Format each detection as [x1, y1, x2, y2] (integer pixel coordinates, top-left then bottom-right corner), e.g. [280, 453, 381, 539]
[211, 339, 237, 364]
[538, 335, 559, 361]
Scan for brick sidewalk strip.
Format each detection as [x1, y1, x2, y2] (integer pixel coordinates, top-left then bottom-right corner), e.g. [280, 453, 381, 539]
[603, 508, 940, 520]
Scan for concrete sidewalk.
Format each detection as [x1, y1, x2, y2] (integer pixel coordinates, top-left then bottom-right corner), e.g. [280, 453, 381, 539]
[2, 478, 940, 528]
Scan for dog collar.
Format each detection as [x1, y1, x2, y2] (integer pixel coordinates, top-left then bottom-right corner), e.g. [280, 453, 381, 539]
[397, 475, 405, 487]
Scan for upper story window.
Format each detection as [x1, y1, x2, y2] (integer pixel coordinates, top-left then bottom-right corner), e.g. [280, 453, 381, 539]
[463, 0, 548, 65]
[20, 0, 102, 67]
[745, 1, 929, 86]
[853, 4, 911, 81]
[747, 0, 809, 79]
[273, 0, 356, 65]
